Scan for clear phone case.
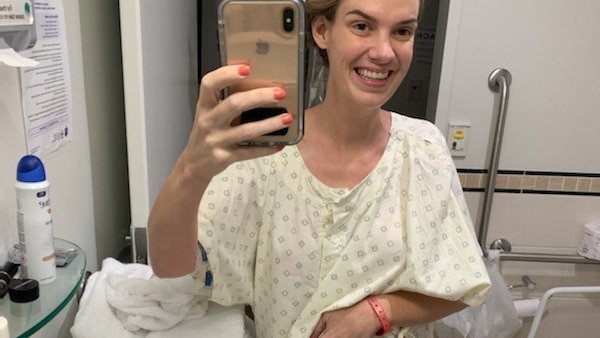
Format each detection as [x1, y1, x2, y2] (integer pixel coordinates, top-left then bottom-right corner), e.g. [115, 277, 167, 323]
[217, 0, 306, 145]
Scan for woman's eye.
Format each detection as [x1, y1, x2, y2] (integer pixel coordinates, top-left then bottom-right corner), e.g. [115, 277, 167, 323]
[397, 28, 413, 36]
[395, 27, 416, 40]
[353, 23, 370, 31]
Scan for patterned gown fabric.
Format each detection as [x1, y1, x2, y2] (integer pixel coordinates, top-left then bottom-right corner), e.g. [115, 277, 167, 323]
[194, 113, 491, 337]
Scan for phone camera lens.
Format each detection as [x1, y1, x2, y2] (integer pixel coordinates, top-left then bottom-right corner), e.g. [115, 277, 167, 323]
[283, 7, 294, 32]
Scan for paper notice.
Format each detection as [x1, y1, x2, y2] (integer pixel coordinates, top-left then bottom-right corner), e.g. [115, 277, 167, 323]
[18, 0, 73, 157]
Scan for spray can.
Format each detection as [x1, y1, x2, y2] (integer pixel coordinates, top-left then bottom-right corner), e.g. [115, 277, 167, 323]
[15, 155, 56, 284]
[0, 316, 10, 338]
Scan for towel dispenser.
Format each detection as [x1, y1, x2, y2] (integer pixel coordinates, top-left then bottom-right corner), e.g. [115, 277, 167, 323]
[0, 0, 36, 51]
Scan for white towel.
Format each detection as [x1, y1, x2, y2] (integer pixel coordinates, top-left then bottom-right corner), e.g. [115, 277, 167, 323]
[104, 261, 207, 332]
[71, 258, 145, 338]
[71, 258, 249, 338]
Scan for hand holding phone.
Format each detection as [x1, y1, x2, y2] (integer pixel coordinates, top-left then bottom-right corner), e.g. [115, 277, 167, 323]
[217, 0, 306, 146]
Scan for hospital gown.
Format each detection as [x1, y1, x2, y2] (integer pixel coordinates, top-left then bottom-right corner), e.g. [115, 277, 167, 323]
[194, 113, 491, 337]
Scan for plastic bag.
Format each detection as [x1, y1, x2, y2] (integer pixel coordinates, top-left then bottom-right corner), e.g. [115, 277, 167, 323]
[435, 250, 522, 338]
[468, 250, 522, 337]
[434, 306, 474, 338]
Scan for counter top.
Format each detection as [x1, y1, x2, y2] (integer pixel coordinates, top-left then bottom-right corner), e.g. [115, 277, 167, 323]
[0, 238, 86, 338]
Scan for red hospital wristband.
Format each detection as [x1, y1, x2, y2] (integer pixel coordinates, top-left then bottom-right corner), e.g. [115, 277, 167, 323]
[366, 296, 391, 336]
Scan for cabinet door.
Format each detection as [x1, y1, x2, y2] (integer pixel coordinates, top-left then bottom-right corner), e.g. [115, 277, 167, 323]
[435, 0, 600, 172]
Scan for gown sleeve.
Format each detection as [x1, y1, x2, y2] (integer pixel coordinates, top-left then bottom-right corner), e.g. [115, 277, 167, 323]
[395, 123, 491, 306]
[195, 160, 265, 306]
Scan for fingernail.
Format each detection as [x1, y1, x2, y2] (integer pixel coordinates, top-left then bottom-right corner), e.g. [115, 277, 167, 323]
[238, 65, 250, 76]
[273, 88, 286, 100]
[281, 113, 293, 125]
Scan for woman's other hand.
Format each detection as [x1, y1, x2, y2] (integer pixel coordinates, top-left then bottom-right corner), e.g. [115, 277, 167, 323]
[310, 299, 382, 338]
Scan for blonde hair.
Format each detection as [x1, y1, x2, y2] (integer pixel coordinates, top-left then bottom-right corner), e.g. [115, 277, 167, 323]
[306, 0, 340, 22]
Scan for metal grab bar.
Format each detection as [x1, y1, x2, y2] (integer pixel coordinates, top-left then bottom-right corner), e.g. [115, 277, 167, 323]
[478, 68, 512, 253]
[479, 70, 600, 266]
[500, 251, 600, 265]
[490, 238, 600, 264]
[527, 286, 600, 338]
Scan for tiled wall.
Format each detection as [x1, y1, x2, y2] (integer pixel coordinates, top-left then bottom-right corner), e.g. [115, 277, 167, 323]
[458, 170, 600, 196]
[457, 169, 600, 337]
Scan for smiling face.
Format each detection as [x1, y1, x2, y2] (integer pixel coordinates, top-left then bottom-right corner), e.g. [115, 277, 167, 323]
[311, 0, 420, 110]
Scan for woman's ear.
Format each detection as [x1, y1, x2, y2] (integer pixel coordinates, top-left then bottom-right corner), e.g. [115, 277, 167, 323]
[311, 16, 329, 50]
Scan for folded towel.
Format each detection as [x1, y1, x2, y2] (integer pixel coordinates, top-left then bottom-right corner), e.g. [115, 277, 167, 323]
[105, 261, 207, 332]
[71, 258, 145, 338]
[71, 258, 248, 338]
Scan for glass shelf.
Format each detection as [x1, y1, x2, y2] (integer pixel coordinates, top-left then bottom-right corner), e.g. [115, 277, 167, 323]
[0, 238, 86, 338]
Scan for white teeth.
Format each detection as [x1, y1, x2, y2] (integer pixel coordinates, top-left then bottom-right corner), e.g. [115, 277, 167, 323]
[357, 68, 389, 80]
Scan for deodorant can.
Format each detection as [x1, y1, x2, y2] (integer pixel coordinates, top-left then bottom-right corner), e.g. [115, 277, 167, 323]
[0, 316, 10, 338]
[15, 155, 56, 284]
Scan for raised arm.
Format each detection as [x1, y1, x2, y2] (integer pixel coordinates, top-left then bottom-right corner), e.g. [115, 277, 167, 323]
[148, 65, 293, 277]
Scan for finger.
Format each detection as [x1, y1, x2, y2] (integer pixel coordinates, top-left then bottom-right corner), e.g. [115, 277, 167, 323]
[310, 319, 326, 338]
[197, 64, 251, 109]
[212, 86, 287, 127]
[210, 111, 293, 146]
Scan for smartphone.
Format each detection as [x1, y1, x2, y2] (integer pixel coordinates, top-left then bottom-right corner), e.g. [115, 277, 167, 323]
[217, 0, 306, 146]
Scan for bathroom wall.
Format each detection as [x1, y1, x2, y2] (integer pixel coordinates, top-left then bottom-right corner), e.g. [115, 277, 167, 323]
[0, 0, 99, 271]
[461, 182, 600, 337]
[0, 0, 129, 272]
[438, 1, 600, 336]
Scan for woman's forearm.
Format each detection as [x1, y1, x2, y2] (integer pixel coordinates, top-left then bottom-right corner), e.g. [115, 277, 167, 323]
[376, 291, 467, 329]
[147, 155, 211, 278]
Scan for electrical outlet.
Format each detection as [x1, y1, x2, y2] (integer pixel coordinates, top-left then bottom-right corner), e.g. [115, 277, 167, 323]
[447, 123, 471, 157]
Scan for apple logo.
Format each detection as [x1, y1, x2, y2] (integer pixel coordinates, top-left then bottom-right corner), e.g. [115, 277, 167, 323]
[256, 40, 269, 55]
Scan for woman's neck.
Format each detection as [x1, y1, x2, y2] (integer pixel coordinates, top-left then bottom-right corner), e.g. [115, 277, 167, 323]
[307, 99, 389, 148]
[297, 103, 391, 188]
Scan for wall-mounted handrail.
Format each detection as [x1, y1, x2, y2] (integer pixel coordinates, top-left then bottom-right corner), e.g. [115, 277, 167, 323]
[527, 286, 600, 338]
[490, 238, 600, 264]
[478, 68, 512, 253]
[500, 251, 600, 265]
[479, 69, 600, 266]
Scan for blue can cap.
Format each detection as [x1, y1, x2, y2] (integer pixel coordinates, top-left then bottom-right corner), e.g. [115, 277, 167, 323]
[16, 155, 46, 182]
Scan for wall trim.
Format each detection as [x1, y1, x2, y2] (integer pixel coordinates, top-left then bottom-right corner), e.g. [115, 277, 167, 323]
[457, 169, 600, 196]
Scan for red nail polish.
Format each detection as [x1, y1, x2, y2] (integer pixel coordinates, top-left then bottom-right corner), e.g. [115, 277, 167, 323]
[238, 65, 250, 76]
[273, 88, 286, 100]
[281, 113, 293, 125]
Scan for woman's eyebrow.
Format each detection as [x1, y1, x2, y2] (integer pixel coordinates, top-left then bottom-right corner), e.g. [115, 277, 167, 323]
[345, 9, 376, 22]
[345, 9, 418, 25]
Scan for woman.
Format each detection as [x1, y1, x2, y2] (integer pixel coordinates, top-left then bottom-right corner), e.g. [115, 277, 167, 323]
[148, 0, 491, 337]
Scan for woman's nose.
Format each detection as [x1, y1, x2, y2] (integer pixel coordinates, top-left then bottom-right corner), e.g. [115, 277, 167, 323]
[368, 35, 395, 62]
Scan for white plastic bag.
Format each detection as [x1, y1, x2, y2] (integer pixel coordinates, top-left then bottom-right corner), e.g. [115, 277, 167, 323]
[434, 307, 474, 338]
[468, 250, 522, 337]
[435, 250, 522, 338]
